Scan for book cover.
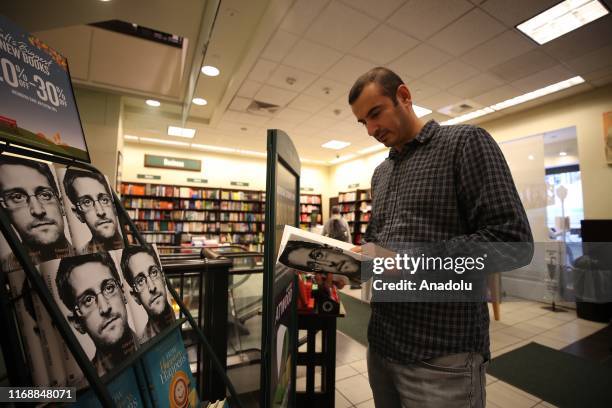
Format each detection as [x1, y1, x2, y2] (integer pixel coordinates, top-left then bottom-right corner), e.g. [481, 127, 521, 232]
[74, 365, 145, 407]
[55, 166, 124, 255]
[140, 328, 198, 408]
[0, 156, 74, 265]
[113, 244, 176, 345]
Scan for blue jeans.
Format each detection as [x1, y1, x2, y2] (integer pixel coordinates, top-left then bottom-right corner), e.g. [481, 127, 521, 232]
[367, 348, 487, 408]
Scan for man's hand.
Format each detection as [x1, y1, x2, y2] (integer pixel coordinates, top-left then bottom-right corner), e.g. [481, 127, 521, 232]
[350, 246, 362, 253]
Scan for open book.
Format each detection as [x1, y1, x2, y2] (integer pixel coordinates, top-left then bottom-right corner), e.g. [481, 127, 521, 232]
[277, 225, 371, 281]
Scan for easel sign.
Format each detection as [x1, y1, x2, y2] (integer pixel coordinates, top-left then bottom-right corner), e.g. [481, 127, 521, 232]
[0, 15, 90, 162]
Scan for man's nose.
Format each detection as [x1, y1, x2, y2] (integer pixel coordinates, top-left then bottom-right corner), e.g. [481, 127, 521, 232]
[97, 293, 111, 314]
[146, 276, 157, 293]
[94, 200, 106, 216]
[28, 196, 47, 216]
[367, 121, 379, 137]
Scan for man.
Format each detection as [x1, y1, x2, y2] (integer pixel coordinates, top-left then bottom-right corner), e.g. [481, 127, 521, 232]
[0, 156, 71, 266]
[279, 240, 360, 278]
[56, 252, 137, 377]
[120, 245, 174, 343]
[62, 169, 122, 254]
[322, 206, 352, 243]
[348, 67, 533, 407]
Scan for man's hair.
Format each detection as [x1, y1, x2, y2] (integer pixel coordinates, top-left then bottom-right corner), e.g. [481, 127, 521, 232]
[62, 168, 110, 206]
[331, 206, 340, 215]
[0, 156, 59, 196]
[120, 244, 161, 286]
[279, 240, 339, 272]
[56, 251, 121, 310]
[348, 67, 405, 106]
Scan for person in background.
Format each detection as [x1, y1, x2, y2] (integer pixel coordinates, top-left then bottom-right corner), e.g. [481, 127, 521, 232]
[322, 206, 352, 243]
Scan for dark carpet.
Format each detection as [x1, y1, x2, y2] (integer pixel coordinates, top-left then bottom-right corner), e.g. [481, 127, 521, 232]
[488, 342, 612, 407]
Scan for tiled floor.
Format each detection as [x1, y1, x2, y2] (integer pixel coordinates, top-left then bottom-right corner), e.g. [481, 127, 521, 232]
[313, 289, 610, 408]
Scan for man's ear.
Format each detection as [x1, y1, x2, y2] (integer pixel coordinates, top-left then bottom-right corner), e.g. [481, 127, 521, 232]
[71, 206, 85, 223]
[67, 313, 86, 334]
[396, 84, 412, 106]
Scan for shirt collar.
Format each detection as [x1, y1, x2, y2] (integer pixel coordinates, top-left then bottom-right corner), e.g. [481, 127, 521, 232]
[388, 120, 439, 160]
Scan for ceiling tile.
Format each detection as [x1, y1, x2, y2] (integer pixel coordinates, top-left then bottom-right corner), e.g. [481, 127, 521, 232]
[419, 91, 463, 111]
[427, 8, 506, 56]
[350, 25, 420, 65]
[481, 0, 560, 28]
[247, 59, 278, 82]
[303, 76, 349, 102]
[304, 114, 341, 129]
[324, 55, 377, 85]
[236, 79, 263, 98]
[280, 0, 330, 36]
[266, 64, 318, 92]
[448, 72, 506, 98]
[388, 43, 453, 79]
[420, 59, 480, 89]
[273, 107, 312, 123]
[542, 15, 612, 63]
[510, 65, 575, 94]
[564, 44, 612, 76]
[305, 1, 378, 52]
[228, 96, 252, 111]
[488, 50, 558, 82]
[387, 0, 474, 41]
[268, 119, 299, 133]
[460, 30, 536, 70]
[471, 85, 520, 106]
[261, 29, 300, 62]
[284, 39, 344, 74]
[288, 94, 328, 114]
[317, 94, 354, 120]
[341, 0, 405, 21]
[236, 113, 271, 127]
[406, 79, 442, 101]
[253, 84, 298, 106]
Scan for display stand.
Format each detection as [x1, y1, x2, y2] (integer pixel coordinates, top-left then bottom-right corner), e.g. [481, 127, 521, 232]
[0, 143, 244, 407]
[295, 305, 344, 408]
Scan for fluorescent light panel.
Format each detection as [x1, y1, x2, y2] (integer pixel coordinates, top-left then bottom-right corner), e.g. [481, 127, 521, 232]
[441, 76, 584, 125]
[140, 137, 189, 147]
[516, 0, 609, 45]
[321, 140, 351, 150]
[167, 126, 196, 138]
[413, 104, 432, 118]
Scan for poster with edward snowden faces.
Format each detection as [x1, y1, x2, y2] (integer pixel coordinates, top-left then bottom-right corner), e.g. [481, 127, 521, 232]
[55, 166, 124, 255]
[112, 245, 176, 345]
[0, 155, 73, 265]
[39, 252, 138, 379]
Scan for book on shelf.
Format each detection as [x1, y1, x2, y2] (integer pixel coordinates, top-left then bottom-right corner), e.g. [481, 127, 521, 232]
[74, 365, 145, 408]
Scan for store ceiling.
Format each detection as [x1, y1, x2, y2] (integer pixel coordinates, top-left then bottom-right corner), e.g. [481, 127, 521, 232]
[4, 0, 612, 164]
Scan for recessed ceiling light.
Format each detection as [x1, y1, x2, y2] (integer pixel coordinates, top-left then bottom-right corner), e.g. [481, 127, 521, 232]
[413, 104, 432, 118]
[516, 0, 609, 45]
[124, 135, 139, 141]
[192, 97, 208, 106]
[201, 65, 220, 76]
[167, 126, 196, 138]
[322, 140, 351, 150]
[559, 151, 568, 156]
[145, 99, 160, 107]
[528, 155, 535, 160]
[139, 137, 189, 147]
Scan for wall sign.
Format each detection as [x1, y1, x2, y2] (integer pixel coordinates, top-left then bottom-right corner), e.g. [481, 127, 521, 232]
[300, 187, 314, 192]
[137, 174, 161, 180]
[348, 183, 360, 189]
[231, 181, 249, 187]
[144, 154, 201, 171]
[187, 177, 208, 184]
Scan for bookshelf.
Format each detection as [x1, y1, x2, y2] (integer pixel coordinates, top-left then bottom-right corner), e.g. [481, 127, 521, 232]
[121, 182, 265, 252]
[338, 189, 371, 245]
[299, 193, 322, 230]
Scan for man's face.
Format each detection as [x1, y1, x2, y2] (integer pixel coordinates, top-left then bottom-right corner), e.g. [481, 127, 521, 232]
[351, 83, 413, 150]
[72, 177, 117, 240]
[287, 246, 360, 275]
[128, 252, 167, 317]
[0, 164, 64, 247]
[69, 261, 128, 348]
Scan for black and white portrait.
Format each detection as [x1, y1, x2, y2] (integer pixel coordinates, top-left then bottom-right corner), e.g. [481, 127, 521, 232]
[119, 245, 175, 344]
[51, 252, 137, 377]
[0, 156, 72, 265]
[57, 167, 123, 255]
[279, 240, 361, 278]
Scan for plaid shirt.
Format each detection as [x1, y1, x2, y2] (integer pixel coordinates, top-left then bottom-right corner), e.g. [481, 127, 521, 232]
[365, 120, 532, 363]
